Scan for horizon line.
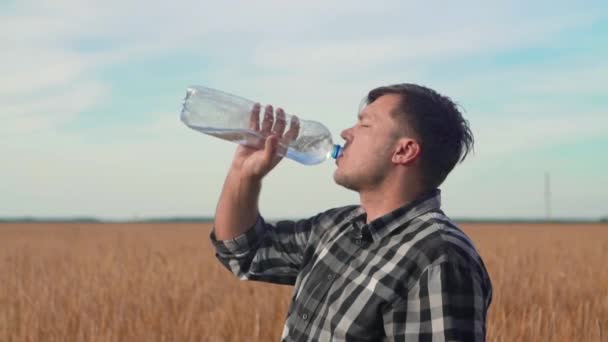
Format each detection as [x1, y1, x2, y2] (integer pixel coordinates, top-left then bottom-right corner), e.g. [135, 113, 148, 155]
[1, 216, 606, 224]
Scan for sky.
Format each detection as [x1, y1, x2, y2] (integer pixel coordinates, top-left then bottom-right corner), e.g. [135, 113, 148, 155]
[1, 0, 607, 220]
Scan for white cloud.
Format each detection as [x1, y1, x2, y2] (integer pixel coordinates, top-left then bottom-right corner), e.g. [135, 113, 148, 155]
[0, 82, 109, 136]
[1, 0, 606, 218]
[473, 111, 608, 158]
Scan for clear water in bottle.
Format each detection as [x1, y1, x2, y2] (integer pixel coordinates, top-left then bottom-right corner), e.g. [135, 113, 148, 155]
[180, 86, 342, 165]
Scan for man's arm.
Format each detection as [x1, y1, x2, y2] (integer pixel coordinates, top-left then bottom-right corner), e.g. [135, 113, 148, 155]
[211, 103, 309, 284]
[210, 212, 323, 285]
[383, 262, 492, 341]
[213, 164, 262, 241]
[214, 103, 298, 240]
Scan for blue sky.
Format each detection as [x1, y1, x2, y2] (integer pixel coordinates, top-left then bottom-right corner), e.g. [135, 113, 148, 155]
[1, 0, 607, 220]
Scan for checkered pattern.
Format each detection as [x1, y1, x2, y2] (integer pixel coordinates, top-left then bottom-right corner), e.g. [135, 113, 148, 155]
[210, 190, 492, 341]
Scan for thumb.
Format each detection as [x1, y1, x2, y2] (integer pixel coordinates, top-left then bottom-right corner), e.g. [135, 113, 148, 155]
[263, 135, 279, 163]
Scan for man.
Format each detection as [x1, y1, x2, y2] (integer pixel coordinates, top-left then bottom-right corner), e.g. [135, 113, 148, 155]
[210, 83, 493, 341]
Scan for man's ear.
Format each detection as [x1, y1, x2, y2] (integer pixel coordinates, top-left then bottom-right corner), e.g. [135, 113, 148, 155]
[392, 138, 420, 165]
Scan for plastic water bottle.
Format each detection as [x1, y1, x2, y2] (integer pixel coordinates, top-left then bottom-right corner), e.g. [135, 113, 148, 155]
[180, 86, 342, 165]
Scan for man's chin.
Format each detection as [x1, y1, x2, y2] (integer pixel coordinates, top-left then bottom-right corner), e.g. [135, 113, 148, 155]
[333, 172, 358, 191]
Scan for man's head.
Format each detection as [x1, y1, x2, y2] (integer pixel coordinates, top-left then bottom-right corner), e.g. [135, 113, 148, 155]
[333, 83, 473, 193]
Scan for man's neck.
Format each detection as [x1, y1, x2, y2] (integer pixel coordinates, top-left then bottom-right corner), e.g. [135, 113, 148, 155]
[359, 183, 425, 224]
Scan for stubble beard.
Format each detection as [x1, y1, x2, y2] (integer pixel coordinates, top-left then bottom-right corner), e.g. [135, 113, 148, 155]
[334, 163, 388, 193]
[333, 169, 359, 192]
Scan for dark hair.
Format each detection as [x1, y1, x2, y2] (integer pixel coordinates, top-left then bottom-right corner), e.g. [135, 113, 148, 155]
[366, 83, 474, 189]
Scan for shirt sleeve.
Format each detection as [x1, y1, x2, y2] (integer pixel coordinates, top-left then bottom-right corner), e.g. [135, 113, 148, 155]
[209, 213, 321, 285]
[383, 262, 491, 341]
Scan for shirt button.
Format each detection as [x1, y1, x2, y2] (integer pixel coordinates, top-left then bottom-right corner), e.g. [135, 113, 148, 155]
[327, 274, 334, 280]
[302, 313, 308, 320]
[354, 239, 361, 245]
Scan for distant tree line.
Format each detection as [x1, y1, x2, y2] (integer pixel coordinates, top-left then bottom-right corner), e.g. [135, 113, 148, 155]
[1, 217, 607, 223]
[0, 217, 214, 223]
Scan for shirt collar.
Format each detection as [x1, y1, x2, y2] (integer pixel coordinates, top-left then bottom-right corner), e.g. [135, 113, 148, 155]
[350, 189, 442, 243]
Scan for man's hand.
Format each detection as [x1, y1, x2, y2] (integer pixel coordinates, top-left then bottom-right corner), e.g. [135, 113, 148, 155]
[214, 103, 300, 240]
[230, 103, 300, 181]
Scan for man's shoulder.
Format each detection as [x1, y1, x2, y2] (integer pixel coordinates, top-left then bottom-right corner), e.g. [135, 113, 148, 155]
[303, 205, 361, 240]
[401, 211, 486, 270]
[313, 204, 361, 224]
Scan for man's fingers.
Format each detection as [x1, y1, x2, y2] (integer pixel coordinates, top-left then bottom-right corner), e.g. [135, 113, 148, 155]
[261, 105, 274, 135]
[249, 103, 261, 131]
[272, 108, 287, 136]
[283, 115, 300, 143]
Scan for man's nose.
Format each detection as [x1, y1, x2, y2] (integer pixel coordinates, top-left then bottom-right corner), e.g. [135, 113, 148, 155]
[340, 127, 352, 141]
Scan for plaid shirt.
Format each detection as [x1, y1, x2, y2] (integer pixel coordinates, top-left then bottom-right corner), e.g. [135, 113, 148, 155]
[210, 189, 492, 341]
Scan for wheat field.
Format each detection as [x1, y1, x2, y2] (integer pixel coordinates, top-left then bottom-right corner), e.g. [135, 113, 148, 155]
[1, 222, 606, 341]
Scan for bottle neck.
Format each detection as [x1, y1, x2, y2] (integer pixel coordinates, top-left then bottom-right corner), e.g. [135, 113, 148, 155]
[331, 144, 342, 159]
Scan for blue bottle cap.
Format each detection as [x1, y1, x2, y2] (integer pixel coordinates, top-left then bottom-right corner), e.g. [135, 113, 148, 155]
[331, 144, 342, 159]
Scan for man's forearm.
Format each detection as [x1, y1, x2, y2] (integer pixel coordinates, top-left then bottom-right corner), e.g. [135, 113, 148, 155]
[213, 168, 262, 240]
